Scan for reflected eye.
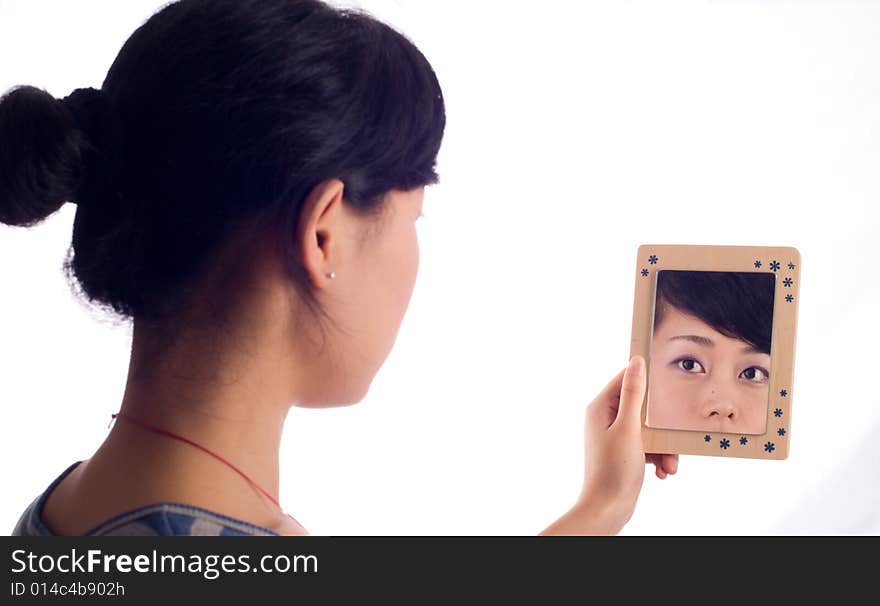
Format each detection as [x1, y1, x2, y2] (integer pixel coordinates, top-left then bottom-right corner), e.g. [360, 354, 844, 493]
[674, 358, 704, 373]
[740, 366, 769, 382]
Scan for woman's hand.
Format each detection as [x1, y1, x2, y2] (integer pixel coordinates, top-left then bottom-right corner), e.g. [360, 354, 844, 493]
[540, 355, 678, 535]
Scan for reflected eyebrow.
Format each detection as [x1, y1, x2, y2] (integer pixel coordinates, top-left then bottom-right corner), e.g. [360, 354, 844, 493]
[739, 343, 766, 355]
[669, 335, 713, 347]
[669, 334, 767, 355]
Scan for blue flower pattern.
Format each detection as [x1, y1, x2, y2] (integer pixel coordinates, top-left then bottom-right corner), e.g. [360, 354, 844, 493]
[770, 261, 780, 271]
[764, 442, 775, 453]
[780, 389, 788, 397]
[774, 408, 783, 417]
[786, 294, 794, 302]
[648, 255, 658, 264]
[740, 437, 748, 445]
[704, 435, 712, 443]
[641, 268, 649, 277]
[778, 428, 786, 436]
[754, 260, 762, 268]
[720, 439, 730, 450]
[783, 277, 792, 287]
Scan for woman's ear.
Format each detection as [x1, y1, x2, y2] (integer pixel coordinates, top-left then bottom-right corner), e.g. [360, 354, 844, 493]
[297, 178, 346, 289]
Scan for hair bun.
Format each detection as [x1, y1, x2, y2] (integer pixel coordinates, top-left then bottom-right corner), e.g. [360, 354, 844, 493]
[62, 87, 125, 212]
[0, 85, 123, 228]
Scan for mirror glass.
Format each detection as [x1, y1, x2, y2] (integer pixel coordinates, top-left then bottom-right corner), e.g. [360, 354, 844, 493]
[645, 270, 775, 435]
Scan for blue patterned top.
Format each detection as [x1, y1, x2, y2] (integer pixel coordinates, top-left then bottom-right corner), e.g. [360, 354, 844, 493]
[11, 461, 281, 536]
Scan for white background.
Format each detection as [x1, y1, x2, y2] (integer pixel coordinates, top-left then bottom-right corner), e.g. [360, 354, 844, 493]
[2, 0, 879, 535]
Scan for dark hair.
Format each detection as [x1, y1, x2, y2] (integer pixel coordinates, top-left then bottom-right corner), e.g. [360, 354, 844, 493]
[653, 270, 775, 354]
[0, 0, 445, 330]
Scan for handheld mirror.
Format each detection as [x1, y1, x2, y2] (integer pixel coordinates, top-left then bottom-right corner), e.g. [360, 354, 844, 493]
[630, 244, 801, 459]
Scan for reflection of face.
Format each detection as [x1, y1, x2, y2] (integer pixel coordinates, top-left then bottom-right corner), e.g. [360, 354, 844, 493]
[646, 300, 770, 434]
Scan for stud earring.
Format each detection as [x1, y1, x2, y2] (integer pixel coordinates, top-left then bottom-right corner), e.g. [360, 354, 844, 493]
[327, 272, 336, 279]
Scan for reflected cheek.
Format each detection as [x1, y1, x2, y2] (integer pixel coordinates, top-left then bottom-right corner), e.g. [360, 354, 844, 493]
[742, 383, 770, 420]
[648, 368, 696, 424]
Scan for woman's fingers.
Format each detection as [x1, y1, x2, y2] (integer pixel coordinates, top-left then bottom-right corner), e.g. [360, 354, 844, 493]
[663, 454, 678, 475]
[588, 366, 627, 428]
[611, 355, 647, 431]
[646, 453, 679, 478]
[646, 454, 666, 478]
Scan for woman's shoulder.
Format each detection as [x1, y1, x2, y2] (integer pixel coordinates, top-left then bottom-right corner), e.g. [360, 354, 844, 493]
[12, 461, 287, 537]
[83, 502, 285, 536]
[12, 461, 82, 536]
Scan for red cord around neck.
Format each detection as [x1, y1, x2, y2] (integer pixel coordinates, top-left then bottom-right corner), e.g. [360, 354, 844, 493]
[109, 412, 296, 524]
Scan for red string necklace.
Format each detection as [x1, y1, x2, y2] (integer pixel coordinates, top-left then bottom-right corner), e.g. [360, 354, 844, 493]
[109, 411, 300, 527]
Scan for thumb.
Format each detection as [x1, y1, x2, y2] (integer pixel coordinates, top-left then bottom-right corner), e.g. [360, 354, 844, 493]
[613, 355, 647, 429]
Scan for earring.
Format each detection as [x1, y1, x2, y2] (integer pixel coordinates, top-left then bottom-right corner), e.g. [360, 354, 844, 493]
[327, 272, 336, 279]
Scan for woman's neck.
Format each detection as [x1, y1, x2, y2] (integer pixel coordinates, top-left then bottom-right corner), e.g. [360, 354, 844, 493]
[77, 306, 305, 530]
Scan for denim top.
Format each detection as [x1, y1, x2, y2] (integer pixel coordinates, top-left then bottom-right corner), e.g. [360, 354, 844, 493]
[11, 461, 281, 536]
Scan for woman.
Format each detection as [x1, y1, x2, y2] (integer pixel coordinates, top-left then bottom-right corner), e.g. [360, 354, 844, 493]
[1, 0, 676, 536]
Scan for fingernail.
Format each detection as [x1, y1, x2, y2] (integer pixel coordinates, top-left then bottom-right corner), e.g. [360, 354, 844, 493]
[628, 355, 645, 377]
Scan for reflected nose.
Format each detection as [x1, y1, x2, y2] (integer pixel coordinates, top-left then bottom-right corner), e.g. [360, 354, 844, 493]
[701, 391, 737, 423]
[702, 402, 737, 421]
